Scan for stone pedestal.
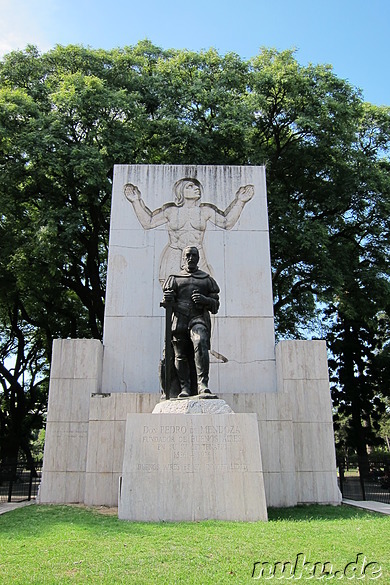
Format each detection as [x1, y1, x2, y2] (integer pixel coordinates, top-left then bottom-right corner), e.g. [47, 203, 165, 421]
[118, 411, 268, 522]
[152, 397, 234, 414]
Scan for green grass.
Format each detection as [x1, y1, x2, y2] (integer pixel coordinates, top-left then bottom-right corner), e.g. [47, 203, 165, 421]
[343, 470, 360, 477]
[0, 504, 389, 583]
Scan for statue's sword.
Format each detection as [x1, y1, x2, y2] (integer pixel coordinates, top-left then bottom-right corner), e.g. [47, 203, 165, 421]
[160, 300, 173, 400]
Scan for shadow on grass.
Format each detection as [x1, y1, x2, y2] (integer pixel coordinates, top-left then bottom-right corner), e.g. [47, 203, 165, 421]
[0, 503, 382, 540]
[0, 504, 151, 538]
[267, 504, 381, 522]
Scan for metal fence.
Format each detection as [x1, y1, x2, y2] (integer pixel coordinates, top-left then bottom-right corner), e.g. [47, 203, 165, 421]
[337, 458, 390, 504]
[0, 464, 42, 503]
[2, 459, 389, 505]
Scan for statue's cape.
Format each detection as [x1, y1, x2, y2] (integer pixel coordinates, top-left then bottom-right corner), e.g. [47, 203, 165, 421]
[174, 269, 210, 278]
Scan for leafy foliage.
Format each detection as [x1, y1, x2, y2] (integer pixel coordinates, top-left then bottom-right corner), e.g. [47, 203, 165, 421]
[0, 41, 389, 464]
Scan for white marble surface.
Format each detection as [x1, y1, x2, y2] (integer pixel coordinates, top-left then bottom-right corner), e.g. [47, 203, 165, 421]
[42, 382, 341, 507]
[38, 471, 86, 504]
[39, 339, 102, 504]
[102, 164, 276, 394]
[84, 392, 160, 505]
[152, 398, 234, 414]
[276, 339, 330, 382]
[118, 413, 268, 521]
[296, 471, 341, 504]
[275, 340, 341, 505]
[50, 338, 103, 381]
[264, 472, 297, 508]
[40, 305, 341, 509]
[39, 163, 342, 510]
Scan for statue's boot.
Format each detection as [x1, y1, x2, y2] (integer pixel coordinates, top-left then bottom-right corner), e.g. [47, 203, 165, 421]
[193, 337, 217, 398]
[174, 357, 192, 399]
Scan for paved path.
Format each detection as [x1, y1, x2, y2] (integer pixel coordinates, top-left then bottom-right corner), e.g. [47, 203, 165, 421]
[343, 499, 390, 515]
[0, 501, 35, 515]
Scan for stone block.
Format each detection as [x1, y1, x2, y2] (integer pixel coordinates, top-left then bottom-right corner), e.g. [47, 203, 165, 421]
[219, 231, 274, 317]
[63, 472, 86, 503]
[38, 471, 85, 504]
[85, 417, 131, 477]
[84, 472, 118, 507]
[286, 379, 333, 424]
[42, 422, 70, 472]
[296, 472, 341, 504]
[153, 398, 234, 414]
[42, 422, 89, 473]
[219, 392, 291, 421]
[70, 380, 95, 422]
[215, 359, 277, 394]
[38, 471, 66, 503]
[224, 392, 249, 413]
[50, 338, 103, 381]
[213, 317, 276, 362]
[118, 413, 267, 521]
[83, 393, 162, 507]
[112, 421, 127, 473]
[258, 420, 295, 473]
[102, 316, 163, 394]
[89, 393, 116, 421]
[85, 420, 116, 473]
[113, 392, 160, 419]
[264, 472, 297, 508]
[293, 422, 338, 473]
[46, 379, 74, 423]
[104, 243, 156, 318]
[47, 379, 95, 423]
[276, 340, 329, 382]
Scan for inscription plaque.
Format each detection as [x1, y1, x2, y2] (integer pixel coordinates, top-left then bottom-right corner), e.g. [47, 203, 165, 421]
[118, 413, 268, 522]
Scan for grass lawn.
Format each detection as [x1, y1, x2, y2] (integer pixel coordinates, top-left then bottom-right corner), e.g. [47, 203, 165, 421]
[0, 504, 389, 584]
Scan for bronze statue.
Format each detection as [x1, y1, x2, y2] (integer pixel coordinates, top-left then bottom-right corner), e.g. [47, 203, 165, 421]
[161, 246, 220, 399]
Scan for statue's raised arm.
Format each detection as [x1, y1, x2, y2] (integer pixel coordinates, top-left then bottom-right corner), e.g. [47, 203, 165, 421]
[124, 177, 254, 283]
[124, 183, 168, 230]
[202, 184, 254, 230]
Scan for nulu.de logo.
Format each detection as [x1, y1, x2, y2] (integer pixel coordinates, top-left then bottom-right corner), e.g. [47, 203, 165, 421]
[252, 553, 382, 580]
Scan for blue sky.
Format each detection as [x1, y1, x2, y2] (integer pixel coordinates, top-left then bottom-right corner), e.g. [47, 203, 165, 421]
[0, 0, 389, 106]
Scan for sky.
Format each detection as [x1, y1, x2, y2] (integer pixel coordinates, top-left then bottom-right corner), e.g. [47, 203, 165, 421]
[0, 0, 389, 106]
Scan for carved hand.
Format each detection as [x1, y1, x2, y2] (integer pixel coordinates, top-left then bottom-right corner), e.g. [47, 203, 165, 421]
[124, 183, 141, 202]
[236, 184, 254, 203]
[162, 289, 175, 306]
[192, 290, 209, 306]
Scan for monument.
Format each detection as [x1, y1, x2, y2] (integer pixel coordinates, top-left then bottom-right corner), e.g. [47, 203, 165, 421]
[38, 164, 341, 516]
[161, 245, 220, 400]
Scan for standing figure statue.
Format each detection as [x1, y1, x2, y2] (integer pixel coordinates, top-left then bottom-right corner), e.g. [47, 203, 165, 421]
[161, 246, 220, 399]
[124, 178, 254, 284]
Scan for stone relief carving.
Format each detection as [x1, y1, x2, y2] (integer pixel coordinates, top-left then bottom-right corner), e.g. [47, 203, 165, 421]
[124, 178, 254, 285]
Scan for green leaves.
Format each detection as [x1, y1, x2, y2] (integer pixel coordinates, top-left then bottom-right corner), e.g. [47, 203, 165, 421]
[0, 41, 389, 462]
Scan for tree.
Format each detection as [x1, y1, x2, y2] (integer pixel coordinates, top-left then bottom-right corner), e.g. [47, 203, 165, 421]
[0, 310, 48, 470]
[379, 398, 390, 451]
[0, 42, 389, 466]
[247, 48, 368, 336]
[326, 105, 390, 473]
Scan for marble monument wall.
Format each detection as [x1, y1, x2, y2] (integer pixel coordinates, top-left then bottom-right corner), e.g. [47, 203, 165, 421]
[102, 165, 276, 395]
[39, 165, 341, 511]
